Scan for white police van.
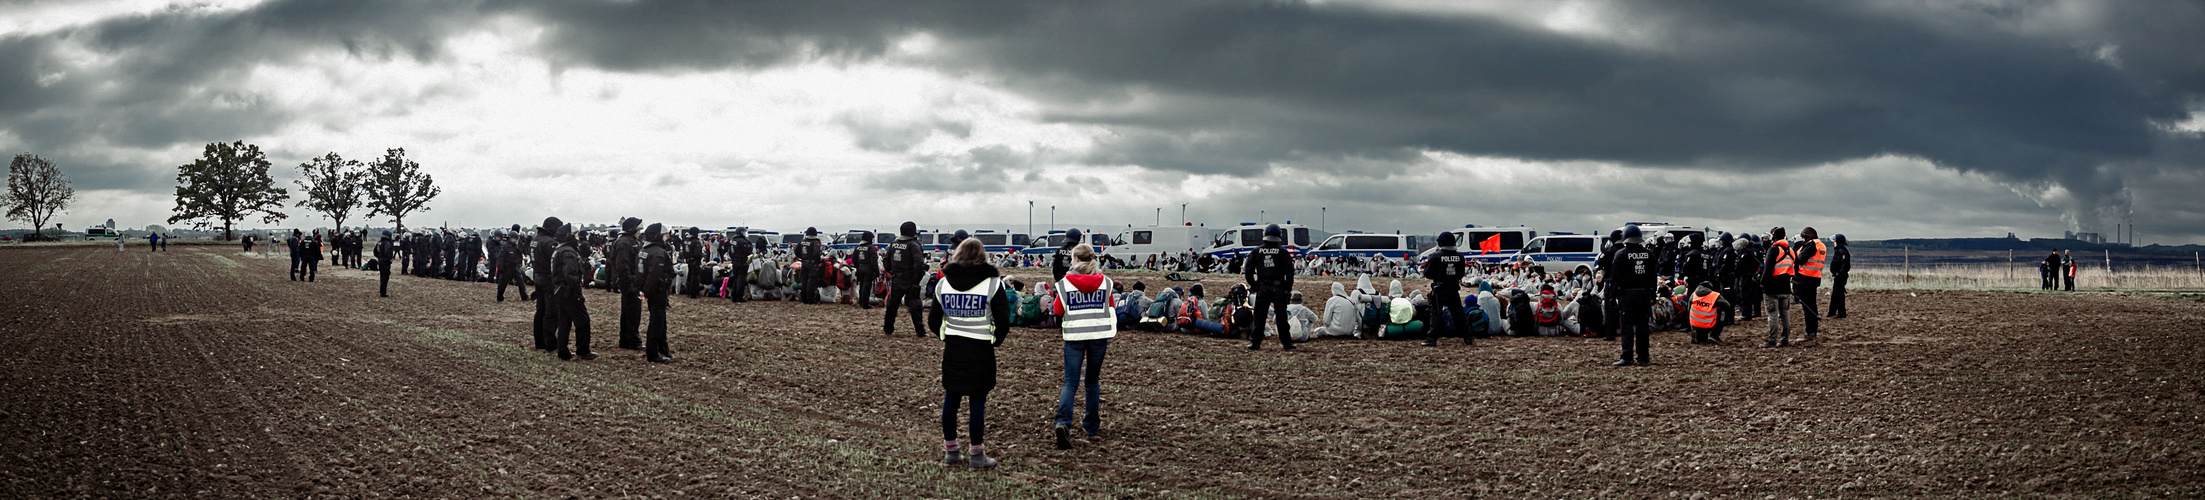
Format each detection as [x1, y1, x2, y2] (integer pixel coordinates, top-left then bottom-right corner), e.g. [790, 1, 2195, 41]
[1417, 225, 1538, 264]
[827, 229, 880, 252]
[1102, 224, 1210, 263]
[967, 230, 1030, 254]
[1205, 223, 1310, 259]
[1310, 232, 1421, 259]
[1019, 230, 1110, 256]
[1515, 233, 1609, 275]
[1612, 222, 1716, 247]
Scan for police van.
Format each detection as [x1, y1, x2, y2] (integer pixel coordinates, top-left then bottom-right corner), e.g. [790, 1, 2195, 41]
[1515, 233, 1609, 275]
[827, 229, 881, 252]
[1101, 224, 1210, 263]
[1418, 225, 1538, 264]
[966, 230, 1029, 254]
[1019, 230, 1110, 256]
[1204, 222, 1310, 259]
[1613, 222, 1714, 246]
[1310, 231, 1421, 259]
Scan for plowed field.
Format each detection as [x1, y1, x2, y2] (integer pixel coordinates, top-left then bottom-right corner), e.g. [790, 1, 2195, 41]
[4, 245, 2201, 498]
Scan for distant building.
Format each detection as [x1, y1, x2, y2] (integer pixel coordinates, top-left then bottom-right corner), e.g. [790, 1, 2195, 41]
[2064, 231, 2104, 244]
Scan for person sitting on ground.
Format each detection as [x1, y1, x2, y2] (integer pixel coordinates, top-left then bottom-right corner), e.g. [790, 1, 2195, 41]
[1574, 288, 1606, 338]
[1285, 291, 1318, 343]
[1507, 288, 1537, 337]
[1313, 282, 1362, 339]
[1173, 284, 1209, 334]
[1534, 284, 1565, 337]
[1379, 288, 1425, 339]
[1687, 283, 1730, 344]
[1475, 281, 1505, 338]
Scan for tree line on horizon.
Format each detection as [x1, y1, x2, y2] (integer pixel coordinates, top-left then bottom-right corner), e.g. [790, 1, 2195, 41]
[2, 142, 441, 241]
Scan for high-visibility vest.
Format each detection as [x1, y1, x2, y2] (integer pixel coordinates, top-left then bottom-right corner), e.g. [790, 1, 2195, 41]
[1056, 276, 1119, 341]
[1689, 291, 1721, 329]
[1796, 239, 1827, 278]
[1768, 241, 1795, 277]
[935, 277, 1001, 342]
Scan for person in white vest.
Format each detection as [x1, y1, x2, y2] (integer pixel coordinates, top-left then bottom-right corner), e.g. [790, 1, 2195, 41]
[927, 237, 1011, 469]
[1051, 243, 1116, 449]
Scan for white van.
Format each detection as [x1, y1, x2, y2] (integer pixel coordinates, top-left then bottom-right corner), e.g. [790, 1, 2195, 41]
[1205, 223, 1311, 259]
[1614, 222, 1714, 245]
[1102, 224, 1210, 263]
[1310, 232, 1421, 259]
[1516, 234, 1608, 275]
[1419, 225, 1538, 264]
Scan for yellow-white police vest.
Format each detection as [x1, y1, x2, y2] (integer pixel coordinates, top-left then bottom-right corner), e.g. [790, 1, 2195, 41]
[935, 277, 1000, 342]
[1055, 276, 1118, 341]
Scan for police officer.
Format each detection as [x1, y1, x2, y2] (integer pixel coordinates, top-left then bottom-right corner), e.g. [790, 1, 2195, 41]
[1052, 228, 1081, 283]
[611, 218, 644, 350]
[374, 230, 395, 297]
[532, 217, 560, 352]
[1597, 229, 1624, 341]
[853, 230, 881, 309]
[884, 221, 929, 337]
[640, 223, 677, 363]
[680, 227, 705, 298]
[1603, 225, 1657, 366]
[1828, 234, 1850, 319]
[496, 228, 529, 302]
[550, 223, 597, 360]
[797, 227, 825, 304]
[725, 227, 754, 303]
[286, 229, 303, 281]
[1242, 224, 1297, 351]
[1421, 231, 1470, 347]
[302, 231, 323, 282]
[394, 229, 409, 275]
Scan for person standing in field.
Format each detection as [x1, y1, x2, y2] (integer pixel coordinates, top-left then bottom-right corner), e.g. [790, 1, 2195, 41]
[640, 223, 677, 363]
[1827, 234, 1850, 318]
[1243, 224, 1298, 351]
[2063, 250, 2078, 291]
[1792, 227, 1827, 341]
[1052, 243, 1116, 449]
[2041, 252, 2058, 290]
[884, 222, 929, 337]
[1761, 227, 1796, 348]
[1604, 225, 1658, 366]
[550, 223, 597, 361]
[287, 229, 303, 281]
[930, 237, 1010, 469]
[374, 230, 394, 298]
[611, 218, 643, 351]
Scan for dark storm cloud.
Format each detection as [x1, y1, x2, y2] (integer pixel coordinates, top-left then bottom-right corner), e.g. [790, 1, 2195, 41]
[505, 0, 2205, 235]
[0, 0, 491, 189]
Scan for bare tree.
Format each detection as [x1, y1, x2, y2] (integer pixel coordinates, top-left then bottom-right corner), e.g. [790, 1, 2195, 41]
[170, 141, 289, 240]
[363, 148, 440, 231]
[295, 152, 366, 230]
[4, 153, 75, 241]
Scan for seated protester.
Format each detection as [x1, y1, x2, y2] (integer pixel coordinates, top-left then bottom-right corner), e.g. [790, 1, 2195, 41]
[1004, 279, 1026, 326]
[1116, 281, 1151, 327]
[1460, 293, 1491, 340]
[1686, 284, 1730, 344]
[1146, 286, 1181, 330]
[1651, 285, 1677, 332]
[1035, 282, 1062, 328]
[1016, 282, 1052, 328]
[1507, 288, 1537, 337]
[1475, 283, 1505, 338]
[1534, 284, 1565, 337]
[1209, 284, 1252, 339]
[1173, 284, 1213, 334]
[1671, 282, 1693, 332]
[1353, 276, 1385, 337]
[1574, 289, 1606, 338]
[1285, 291, 1318, 343]
[1313, 282, 1362, 339]
[1379, 290, 1425, 339]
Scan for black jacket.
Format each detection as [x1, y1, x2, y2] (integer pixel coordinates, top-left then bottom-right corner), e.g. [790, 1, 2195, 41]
[531, 234, 556, 278]
[1051, 248, 1073, 283]
[853, 244, 880, 278]
[887, 237, 926, 287]
[1423, 247, 1465, 296]
[610, 235, 640, 290]
[1831, 245, 1851, 280]
[1761, 241, 1797, 292]
[374, 238, 393, 261]
[929, 262, 1010, 395]
[1242, 244, 1294, 292]
[553, 241, 587, 300]
[640, 241, 676, 296]
[1604, 242, 1656, 291]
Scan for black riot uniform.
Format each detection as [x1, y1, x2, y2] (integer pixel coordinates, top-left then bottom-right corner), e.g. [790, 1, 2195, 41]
[612, 218, 644, 350]
[497, 228, 530, 302]
[1242, 224, 1296, 351]
[531, 218, 560, 351]
[302, 233, 322, 282]
[1828, 234, 1850, 318]
[640, 223, 676, 363]
[394, 231, 409, 275]
[883, 221, 928, 336]
[853, 231, 880, 309]
[797, 227, 825, 304]
[374, 231, 394, 297]
[286, 230, 303, 281]
[1604, 225, 1658, 366]
[1421, 233, 1470, 347]
[1597, 230, 1623, 341]
[550, 224, 596, 360]
[725, 228, 753, 303]
[680, 228, 704, 298]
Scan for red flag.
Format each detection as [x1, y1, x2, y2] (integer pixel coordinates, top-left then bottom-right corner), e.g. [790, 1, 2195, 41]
[1479, 234, 1501, 254]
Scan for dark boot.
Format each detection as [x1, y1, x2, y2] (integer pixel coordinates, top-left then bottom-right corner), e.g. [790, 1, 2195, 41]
[967, 446, 997, 469]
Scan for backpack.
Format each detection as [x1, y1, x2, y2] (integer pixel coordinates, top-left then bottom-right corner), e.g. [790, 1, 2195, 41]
[1463, 304, 1490, 338]
[1535, 295, 1561, 325]
[1017, 291, 1046, 327]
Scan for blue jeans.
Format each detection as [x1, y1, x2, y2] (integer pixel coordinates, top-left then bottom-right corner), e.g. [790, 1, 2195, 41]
[1054, 339, 1109, 435]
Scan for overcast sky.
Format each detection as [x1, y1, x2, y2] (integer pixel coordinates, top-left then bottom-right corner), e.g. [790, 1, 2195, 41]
[4, 0, 2201, 243]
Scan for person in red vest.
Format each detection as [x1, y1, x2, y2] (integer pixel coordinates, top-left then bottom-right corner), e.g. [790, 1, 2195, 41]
[1792, 227, 1827, 341]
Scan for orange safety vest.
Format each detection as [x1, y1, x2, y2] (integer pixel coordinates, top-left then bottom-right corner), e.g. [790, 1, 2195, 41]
[1768, 240, 1795, 277]
[1689, 291, 1721, 329]
[1796, 239, 1827, 278]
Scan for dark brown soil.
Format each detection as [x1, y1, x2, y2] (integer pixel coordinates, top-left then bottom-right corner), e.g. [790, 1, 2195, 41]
[3, 246, 2201, 498]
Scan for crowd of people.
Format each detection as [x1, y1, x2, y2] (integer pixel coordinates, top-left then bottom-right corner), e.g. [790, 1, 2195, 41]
[278, 217, 1870, 469]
